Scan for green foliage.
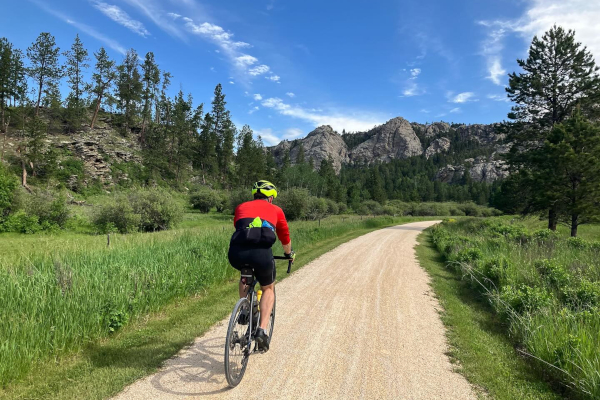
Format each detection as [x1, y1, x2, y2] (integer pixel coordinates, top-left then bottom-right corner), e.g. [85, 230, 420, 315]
[228, 189, 252, 213]
[432, 218, 600, 398]
[275, 188, 309, 221]
[93, 194, 141, 234]
[305, 196, 328, 220]
[0, 210, 41, 233]
[0, 163, 18, 217]
[25, 189, 70, 228]
[190, 187, 219, 213]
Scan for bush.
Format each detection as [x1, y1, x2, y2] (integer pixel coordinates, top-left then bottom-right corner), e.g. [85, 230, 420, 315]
[276, 188, 309, 221]
[93, 188, 183, 233]
[357, 200, 383, 216]
[190, 187, 219, 213]
[93, 194, 141, 234]
[0, 210, 41, 234]
[215, 190, 229, 213]
[26, 190, 70, 228]
[305, 197, 329, 220]
[337, 202, 348, 214]
[325, 199, 339, 215]
[129, 188, 183, 232]
[229, 189, 253, 213]
[0, 163, 18, 218]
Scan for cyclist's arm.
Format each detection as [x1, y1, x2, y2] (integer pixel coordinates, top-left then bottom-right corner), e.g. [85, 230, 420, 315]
[275, 207, 291, 254]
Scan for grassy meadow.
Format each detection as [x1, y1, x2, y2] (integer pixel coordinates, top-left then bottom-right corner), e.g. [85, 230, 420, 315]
[0, 212, 430, 393]
[431, 218, 600, 399]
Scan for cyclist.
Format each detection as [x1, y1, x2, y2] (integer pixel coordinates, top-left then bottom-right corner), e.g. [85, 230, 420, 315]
[228, 180, 295, 352]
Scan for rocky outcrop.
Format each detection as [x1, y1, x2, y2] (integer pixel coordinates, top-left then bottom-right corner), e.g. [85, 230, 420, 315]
[454, 123, 504, 145]
[425, 137, 451, 159]
[270, 125, 349, 173]
[349, 117, 423, 164]
[436, 156, 508, 184]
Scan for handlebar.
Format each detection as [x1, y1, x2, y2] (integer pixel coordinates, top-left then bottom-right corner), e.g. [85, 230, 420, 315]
[273, 256, 294, 274]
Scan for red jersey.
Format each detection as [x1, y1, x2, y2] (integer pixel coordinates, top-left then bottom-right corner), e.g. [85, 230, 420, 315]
[233, 200, 290, 245]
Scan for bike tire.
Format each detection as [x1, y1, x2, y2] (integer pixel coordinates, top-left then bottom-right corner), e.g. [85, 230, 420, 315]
[224, 297, 251, 388]
[266, 288, 276, 344]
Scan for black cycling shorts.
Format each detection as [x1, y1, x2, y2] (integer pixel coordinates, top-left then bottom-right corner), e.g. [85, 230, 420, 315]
[228, 245, 276, 286]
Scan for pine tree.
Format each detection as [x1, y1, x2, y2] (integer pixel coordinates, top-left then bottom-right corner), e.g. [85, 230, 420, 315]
[0, 38, 13, 131]
[116, 49, 143, 135]
[140, 52, 160, 144]
[505, 26, 600, 230]
[90, 48, 117, 129]
[26, 32, 62, 116]
[63, 35, 89, 131]
[296, 142, 305, 164]
[210, 84, 234, 181]
[543, 110, 600, 236]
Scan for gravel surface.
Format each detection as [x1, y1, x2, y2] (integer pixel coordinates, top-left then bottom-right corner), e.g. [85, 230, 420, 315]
[113, 221, 476, 400]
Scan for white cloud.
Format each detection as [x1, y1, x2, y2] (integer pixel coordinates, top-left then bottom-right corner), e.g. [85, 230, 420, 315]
[283, 128, 303, 139]
[167, 12, 181, 19]
[249, 65, 270, 76]
[286, 92, 295, 98]
[479, 0, 600, 86]
[450, 107, 461, 113]
[253, 93, 262, 100]
[235, 54, 258, 67]
[420, 109, 430, 113]
[260, 97, 384, 132]
[266, 75, 280, 82]
[410, 68, 421, 78]
[249, 106, 259, 114]
[30, 0, 126, 54]
[185, 20, 250, 50]
[255, 128, 281, 146]
[121, 0, 185, 40]
[487, 57, 506, 85]
[399, 68, 424, 97]
[92, 1, 150, 37]
[229, 81, 235, 84]
[450, 92, 476, 103]
[487, 94, 509, 102]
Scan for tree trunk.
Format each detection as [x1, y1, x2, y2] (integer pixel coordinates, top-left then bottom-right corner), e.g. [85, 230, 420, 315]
[36, 81, 43, 116]
[21, 159, 31, 192]
[571, 213, 578, 237]
[548, 207, 557, 231]
[90, 93, 103, 129]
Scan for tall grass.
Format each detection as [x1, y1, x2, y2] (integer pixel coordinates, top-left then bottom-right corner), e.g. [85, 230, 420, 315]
[0, 214, 412, 386]
[431, 218, 600, 399]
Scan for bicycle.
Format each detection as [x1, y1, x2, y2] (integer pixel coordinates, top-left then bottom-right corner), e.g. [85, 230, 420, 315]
[224, 256, 293, 388]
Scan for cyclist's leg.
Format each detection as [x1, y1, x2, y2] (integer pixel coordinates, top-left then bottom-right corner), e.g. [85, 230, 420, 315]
[255, 258, 276, 330]
[228, 244, 251, 299]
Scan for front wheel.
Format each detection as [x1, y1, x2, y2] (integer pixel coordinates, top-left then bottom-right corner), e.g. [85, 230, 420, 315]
[224, 297, 251, 387]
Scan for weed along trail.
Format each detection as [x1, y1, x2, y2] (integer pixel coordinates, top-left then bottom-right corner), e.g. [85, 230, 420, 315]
[114, 221, 475, 400]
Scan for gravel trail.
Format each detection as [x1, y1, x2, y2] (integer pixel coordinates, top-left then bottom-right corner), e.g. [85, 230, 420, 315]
[113, 221, 476, 400]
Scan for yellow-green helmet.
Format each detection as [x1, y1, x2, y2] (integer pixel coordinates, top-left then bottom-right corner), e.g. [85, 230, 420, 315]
[252, 180, 278, 199]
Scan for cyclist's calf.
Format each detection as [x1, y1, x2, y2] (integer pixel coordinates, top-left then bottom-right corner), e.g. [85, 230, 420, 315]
[259, 283, 275, 330]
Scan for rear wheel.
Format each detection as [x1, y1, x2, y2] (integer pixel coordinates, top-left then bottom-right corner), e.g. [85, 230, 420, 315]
[224, 298, 251, 387]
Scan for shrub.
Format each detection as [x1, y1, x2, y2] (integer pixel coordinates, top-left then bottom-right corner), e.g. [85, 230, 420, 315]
[215, 190, 229, 213]
[0, 163, 18, 218]
[566, 237, 589, 250]
[337, 202, 348, 214]
[228, 189, 253, 213]
[93, 194, 141, 234]
[129, 188, 183, 232]
[276, 188, 309, 221]
[0, 210, 41, 234]
[535, 260, 570, 289]
[26, 190, 70, 228]
[305, 197, 329, 220]
[325, 199, 339, 215]
[190, 187, 219, 213]
[499, 284, 552, 314]
[459, 202, 481, 217]
[357, 200, 383, 216]
[564, 279, 600, 309]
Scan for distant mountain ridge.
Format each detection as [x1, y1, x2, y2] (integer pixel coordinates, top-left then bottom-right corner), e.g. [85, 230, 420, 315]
[268, 117, 509, 183]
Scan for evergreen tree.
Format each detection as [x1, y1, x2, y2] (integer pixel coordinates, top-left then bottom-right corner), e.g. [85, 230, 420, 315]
[116, 49, 143, 135]
[140, 52, 160, 144]
[63, 35, 89, 131]
[296, 142, 305, 164]
[505, 26, 600, 229]
[210, 84, 234, 182]
[236, 125, 265, 186]
[0, 38, 14, 131]
[26, 32, 62, 116]
[543, 110, 600, 236]
[90, 47, 117, 129]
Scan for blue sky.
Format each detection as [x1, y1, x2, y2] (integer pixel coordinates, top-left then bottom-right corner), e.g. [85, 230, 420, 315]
[4, 0, 600, 145]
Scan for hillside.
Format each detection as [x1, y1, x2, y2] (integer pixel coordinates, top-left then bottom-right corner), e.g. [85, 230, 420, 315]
[269, 117, 509, 183]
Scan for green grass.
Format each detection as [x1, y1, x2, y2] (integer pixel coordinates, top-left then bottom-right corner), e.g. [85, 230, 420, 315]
[0, 214, 433, 400]
[430, 218, 600, 399]
[416, 231, 561, 400]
